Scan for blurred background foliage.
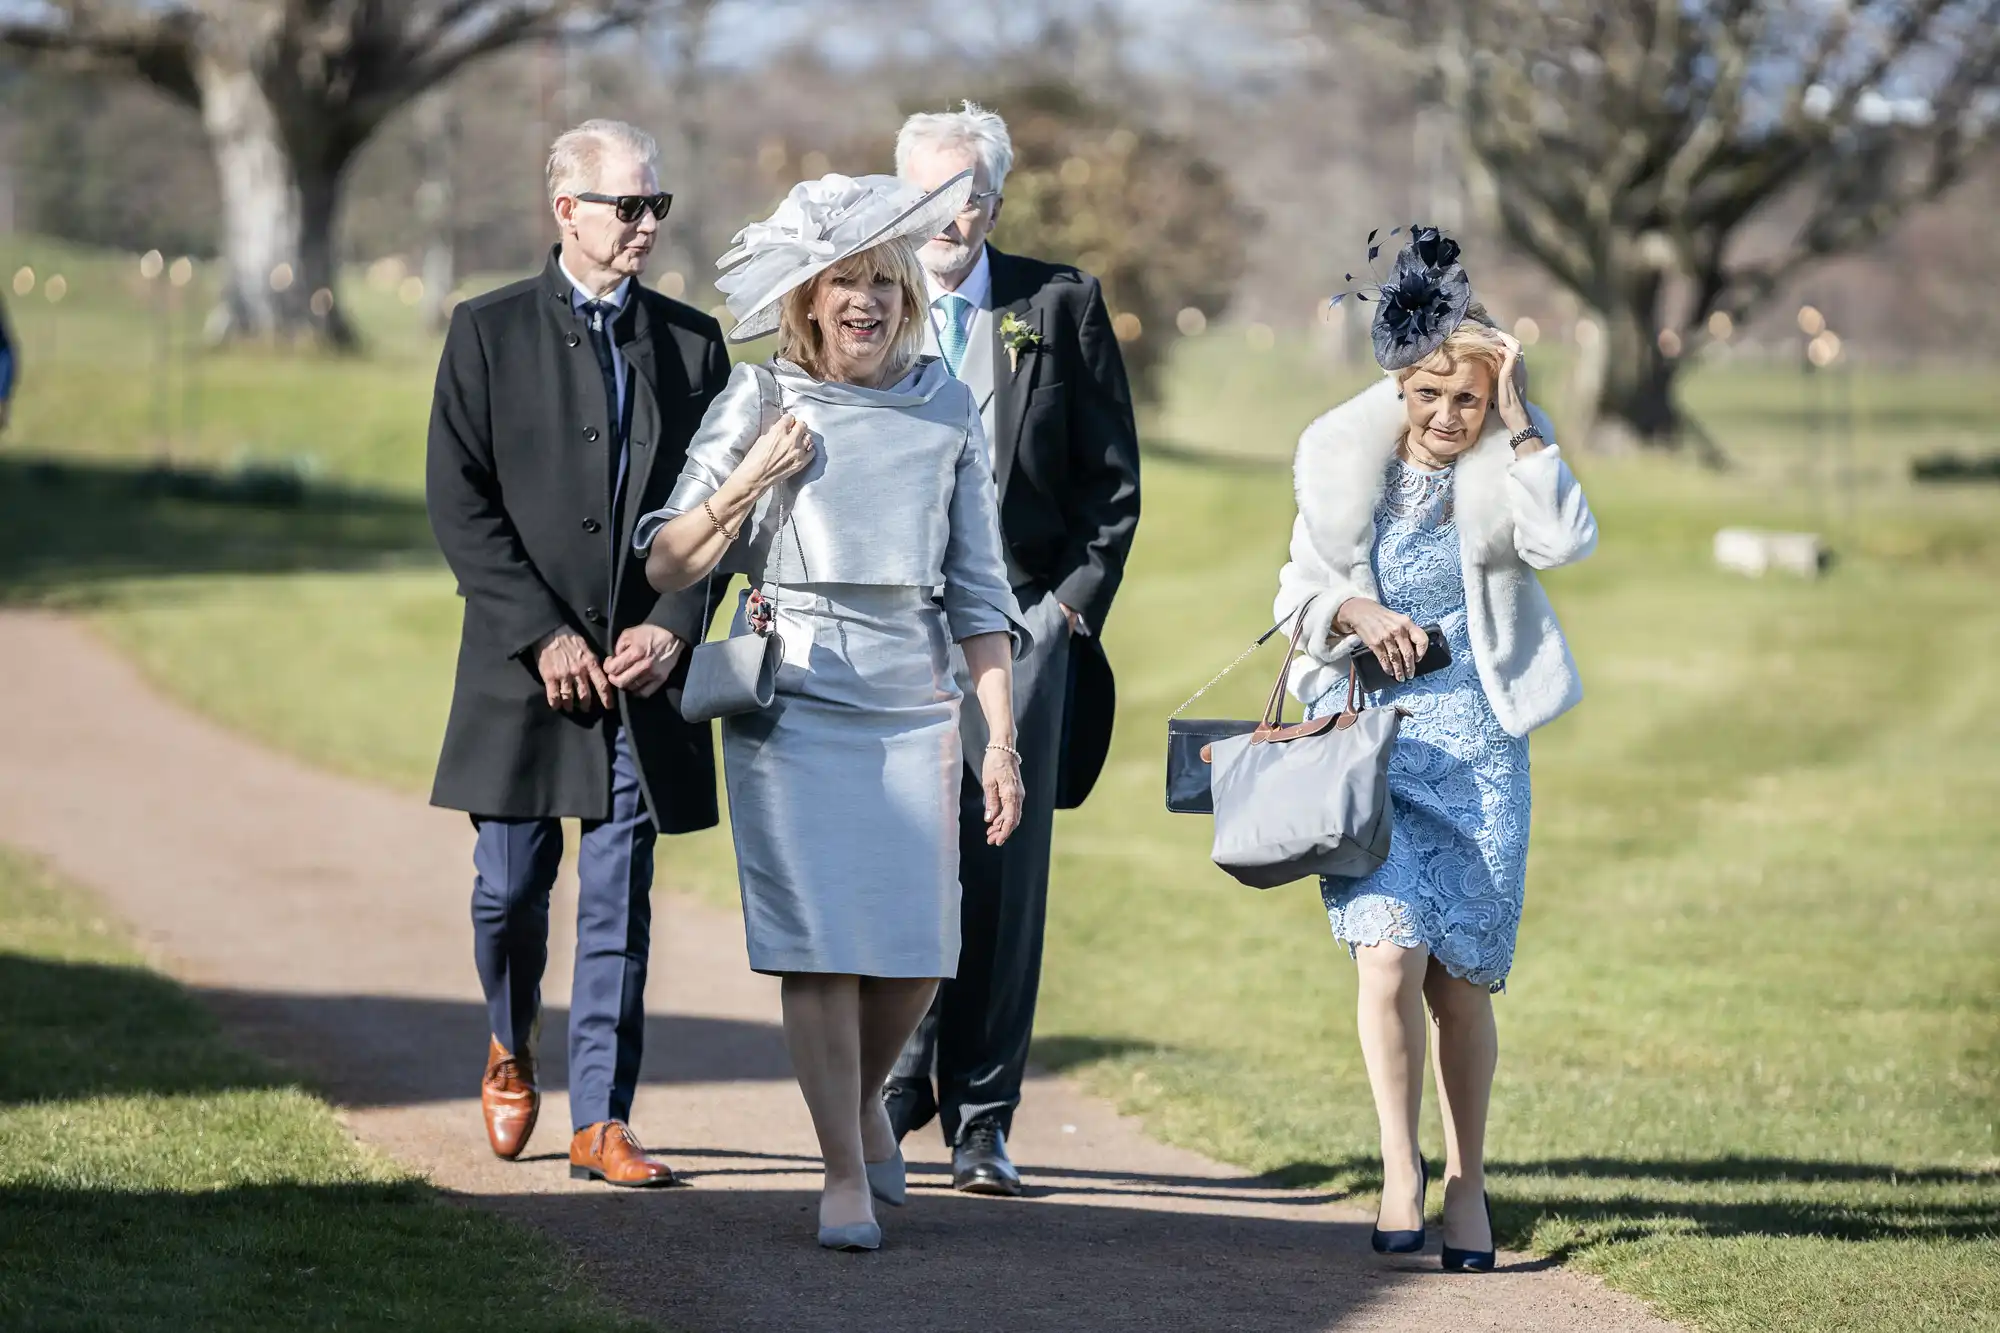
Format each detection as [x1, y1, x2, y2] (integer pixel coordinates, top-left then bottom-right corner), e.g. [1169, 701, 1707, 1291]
[976, 80, 1251, 400]
[6, 0, 1998, 432]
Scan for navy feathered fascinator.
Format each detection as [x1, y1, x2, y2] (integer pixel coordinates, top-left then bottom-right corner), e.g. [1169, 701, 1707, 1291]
[1328, 225, 1473, 372]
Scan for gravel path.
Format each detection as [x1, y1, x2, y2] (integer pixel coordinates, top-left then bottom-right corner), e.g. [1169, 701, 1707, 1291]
[0, 610, 1678, 1333]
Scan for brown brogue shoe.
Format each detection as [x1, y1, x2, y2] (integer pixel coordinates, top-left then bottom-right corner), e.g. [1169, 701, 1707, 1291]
[481, 1036, 539, 1160]
[569, 1121, 678, 1188]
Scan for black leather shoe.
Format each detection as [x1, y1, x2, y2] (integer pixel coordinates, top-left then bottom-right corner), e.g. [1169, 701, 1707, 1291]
[881, 1078, 936, 1143]
[952, 1118, 1022, 1197]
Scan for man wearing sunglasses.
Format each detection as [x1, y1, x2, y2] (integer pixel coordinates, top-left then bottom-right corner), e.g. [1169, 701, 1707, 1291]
[426, 118, 730, 1189]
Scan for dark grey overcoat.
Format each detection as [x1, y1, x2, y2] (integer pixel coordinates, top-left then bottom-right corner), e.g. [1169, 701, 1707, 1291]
[984, 247, 1142, 807]
[425, 247, 729, 831]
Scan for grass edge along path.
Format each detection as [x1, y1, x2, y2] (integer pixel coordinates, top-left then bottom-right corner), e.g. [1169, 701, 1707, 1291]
[0, 843, 656, 1333]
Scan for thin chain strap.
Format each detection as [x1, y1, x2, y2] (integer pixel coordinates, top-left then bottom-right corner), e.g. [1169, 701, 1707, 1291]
[746, 363, 810, 628]
[1169, 610, 1300, 718]
[700, 362, 802, 635]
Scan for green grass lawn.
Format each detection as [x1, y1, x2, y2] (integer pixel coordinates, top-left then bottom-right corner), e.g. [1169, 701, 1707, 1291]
[0, 843, 652, 1333]
[5, 235, 1999, 1331]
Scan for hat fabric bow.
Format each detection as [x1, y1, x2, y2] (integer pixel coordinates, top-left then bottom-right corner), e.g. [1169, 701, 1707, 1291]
[713, 170, 973, 343]
[1329, 224, 1475, 372]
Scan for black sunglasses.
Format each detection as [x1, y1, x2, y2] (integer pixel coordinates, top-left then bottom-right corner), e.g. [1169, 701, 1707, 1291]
[575, 191, 673, 223]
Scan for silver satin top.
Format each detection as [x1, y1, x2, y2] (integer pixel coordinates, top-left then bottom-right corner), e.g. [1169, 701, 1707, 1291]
[635, 356, 1029, 651]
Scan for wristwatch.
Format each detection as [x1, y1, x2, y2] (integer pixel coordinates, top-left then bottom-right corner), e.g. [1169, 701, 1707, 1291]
[1508, 424, 1543, 450]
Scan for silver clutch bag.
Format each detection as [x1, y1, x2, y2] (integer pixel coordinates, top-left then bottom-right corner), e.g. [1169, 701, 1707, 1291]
[678, 590, 781, 723]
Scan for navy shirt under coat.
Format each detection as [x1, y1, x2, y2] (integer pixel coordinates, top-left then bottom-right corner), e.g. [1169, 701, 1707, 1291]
[426, 246, 729, 831]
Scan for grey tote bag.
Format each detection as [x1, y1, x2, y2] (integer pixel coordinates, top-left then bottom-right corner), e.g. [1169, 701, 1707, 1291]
[1205, 604, 1401, 889]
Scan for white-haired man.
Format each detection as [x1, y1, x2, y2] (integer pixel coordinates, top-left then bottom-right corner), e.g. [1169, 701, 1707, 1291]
[426, 119, 730, 1187]
[885, 102, 1141, 1196]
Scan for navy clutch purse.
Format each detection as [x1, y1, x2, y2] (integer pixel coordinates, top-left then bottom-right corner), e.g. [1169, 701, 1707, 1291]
[1166, 718, 1258, 814]
[1164, 612, 1294, 815]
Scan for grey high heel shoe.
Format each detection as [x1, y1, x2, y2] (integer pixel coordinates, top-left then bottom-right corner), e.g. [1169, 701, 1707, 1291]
[817, 1220, 883, 1252]
[865, 1149, 907, 1207]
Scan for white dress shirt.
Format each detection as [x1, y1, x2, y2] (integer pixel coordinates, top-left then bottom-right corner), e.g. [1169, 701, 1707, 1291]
[921, 248, 1091, 637]
[923, 246, 992, 328]
[923, 249, 999, 461]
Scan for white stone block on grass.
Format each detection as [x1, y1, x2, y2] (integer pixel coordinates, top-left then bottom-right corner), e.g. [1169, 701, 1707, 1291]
[1714, 527, 1829, 578]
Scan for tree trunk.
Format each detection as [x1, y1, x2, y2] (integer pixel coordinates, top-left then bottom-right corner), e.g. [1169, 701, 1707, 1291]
[191, 46, 353, 347]
[414, 90, 456, 334]
[296, 154, 355, 347]
[1582, 271, 1686, 453]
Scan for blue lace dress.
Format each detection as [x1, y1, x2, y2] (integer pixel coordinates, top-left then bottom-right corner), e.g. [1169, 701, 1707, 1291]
[1306, 456, 1531, 991]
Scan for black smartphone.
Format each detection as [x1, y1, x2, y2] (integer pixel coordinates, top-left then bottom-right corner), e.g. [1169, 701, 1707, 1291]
[1352, 625, 1451, 693]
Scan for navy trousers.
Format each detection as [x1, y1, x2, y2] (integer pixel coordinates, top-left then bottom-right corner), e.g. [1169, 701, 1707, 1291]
[470, 724, 656, 1131]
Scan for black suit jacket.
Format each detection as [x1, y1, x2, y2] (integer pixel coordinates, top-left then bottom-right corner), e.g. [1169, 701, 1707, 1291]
[984, 247, 1141, 806]
[425, 247, 728, 830]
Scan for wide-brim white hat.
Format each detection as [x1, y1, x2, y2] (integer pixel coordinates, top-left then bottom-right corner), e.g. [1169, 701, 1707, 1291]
[715, 169, 974, 343]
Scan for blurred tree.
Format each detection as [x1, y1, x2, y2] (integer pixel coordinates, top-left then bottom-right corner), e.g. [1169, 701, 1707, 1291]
[986, 82, 1252, 403]
[3, 63, 218, 258]
[0, 1, 666, 347]
[1315, 0, 2000, 456]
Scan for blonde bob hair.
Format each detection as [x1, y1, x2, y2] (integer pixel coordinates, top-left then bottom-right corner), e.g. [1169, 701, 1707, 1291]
[777, 235, 929, 382]
[1393, 303, 1504, 391]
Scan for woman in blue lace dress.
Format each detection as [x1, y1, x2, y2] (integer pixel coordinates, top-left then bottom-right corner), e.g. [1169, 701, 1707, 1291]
[1317, 453, 1532, 988]
[1273, 230, 1597, 1271]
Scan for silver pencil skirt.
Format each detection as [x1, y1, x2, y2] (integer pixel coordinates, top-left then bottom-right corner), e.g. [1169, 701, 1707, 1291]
[721, 582, 963, 977]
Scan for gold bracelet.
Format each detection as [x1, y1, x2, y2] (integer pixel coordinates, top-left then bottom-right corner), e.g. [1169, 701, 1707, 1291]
[702, 497, 739, 541]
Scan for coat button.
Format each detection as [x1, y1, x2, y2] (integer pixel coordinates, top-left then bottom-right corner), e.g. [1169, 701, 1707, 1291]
[585, 606, 604, 625]
[565, 332, 581, 348]
[583, 425, 599, 442]
[581, 517, 601, 533]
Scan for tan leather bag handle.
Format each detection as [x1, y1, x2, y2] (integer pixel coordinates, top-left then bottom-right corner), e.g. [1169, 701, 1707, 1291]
[1251, 600, 1367, 745]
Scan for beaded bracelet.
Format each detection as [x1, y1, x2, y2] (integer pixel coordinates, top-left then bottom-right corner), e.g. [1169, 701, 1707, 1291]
[986, 742, 1023, 764]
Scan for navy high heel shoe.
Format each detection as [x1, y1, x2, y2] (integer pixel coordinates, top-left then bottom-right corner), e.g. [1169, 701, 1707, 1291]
[1440, 1190, 1496, 1272]
[1370, 1157, 1428, 1255]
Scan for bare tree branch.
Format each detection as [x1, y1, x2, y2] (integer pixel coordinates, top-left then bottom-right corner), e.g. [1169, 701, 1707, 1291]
[0, 2, 201, 105]
[401, 1, 657, 96]
[1317, 0, 2000, 448]
[1, 0, 673, 346]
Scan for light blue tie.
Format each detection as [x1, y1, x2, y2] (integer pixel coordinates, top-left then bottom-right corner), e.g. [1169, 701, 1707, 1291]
[936, 293, 971, 378]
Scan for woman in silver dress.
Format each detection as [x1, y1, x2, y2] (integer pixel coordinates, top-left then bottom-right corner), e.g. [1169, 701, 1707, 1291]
[1274, 230, 1596, 1271]
[638, 170, 1028, 1252]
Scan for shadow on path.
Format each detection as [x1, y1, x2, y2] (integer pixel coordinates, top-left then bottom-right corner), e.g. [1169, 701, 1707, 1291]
[198, 982, 796, 1105]
[480, 1185, 1395, 1333]
[645, 1145, 1363, 1209]
[0, 954, 791, 1108]
[0, 454, 435, 601]
[1269, 1153, 2000, 1252]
